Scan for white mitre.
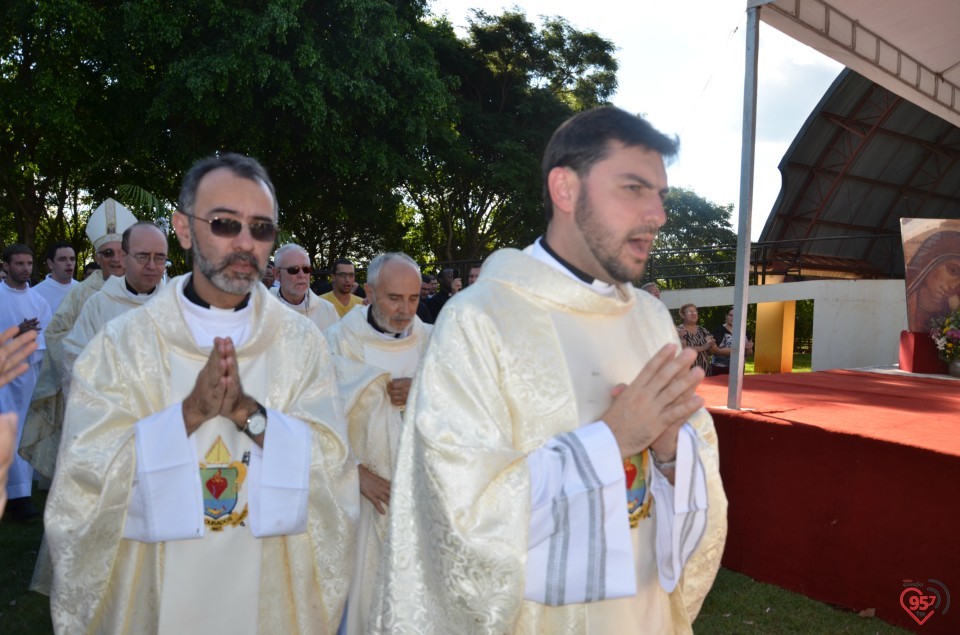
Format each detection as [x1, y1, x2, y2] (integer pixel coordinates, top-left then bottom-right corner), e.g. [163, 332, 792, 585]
[86, 198, 138, 250]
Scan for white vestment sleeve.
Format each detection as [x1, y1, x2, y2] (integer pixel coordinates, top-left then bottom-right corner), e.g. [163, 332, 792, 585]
[524, 421, 635, 605]
[246, 408, 310, 538]
[124, 402, 203, 542]
[649, 422, 709, 592]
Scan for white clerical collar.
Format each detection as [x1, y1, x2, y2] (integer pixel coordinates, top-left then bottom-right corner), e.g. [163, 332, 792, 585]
[124, 279, 158, 298]
[277, 289, 308, 310]
[178, 280, 254, 348]
[526, 237, 618, 297]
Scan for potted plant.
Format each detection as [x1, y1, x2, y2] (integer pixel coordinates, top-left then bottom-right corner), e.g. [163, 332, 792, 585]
[930, 308, 960, 377]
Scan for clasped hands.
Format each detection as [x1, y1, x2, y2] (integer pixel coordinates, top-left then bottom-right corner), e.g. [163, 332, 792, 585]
[602, 344, 705, 464]
[182, 337, 258, 438]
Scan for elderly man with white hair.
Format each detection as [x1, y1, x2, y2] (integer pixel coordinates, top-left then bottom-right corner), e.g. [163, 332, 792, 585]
[324, 251, 431, 634]
[270, 243, 339, 331]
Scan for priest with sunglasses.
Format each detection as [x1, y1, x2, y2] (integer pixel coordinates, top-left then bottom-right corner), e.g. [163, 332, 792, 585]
[20, 199, 138, 483]
[271, 243, 339, 331]
[46, 153, 358, 635]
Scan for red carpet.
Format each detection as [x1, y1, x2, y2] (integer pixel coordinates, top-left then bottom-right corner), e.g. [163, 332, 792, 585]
[700, 371, 960, 634]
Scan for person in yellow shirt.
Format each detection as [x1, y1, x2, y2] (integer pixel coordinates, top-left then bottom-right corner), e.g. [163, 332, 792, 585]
[320, 258, 364, 318]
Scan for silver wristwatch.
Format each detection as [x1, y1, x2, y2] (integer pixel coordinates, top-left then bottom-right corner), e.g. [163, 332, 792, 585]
[243, 401, 268, 438]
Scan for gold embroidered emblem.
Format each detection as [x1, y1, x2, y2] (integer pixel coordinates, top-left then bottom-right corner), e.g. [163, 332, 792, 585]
[626, 450, 653, 528]
[200, 435, 248, 531]
[205, 436, 232, 464]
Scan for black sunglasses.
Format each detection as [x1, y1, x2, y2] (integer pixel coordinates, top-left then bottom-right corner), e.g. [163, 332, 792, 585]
[182, 212, 278, 243]
[98, 248, 122, 259]
[284, 266, 313, 275]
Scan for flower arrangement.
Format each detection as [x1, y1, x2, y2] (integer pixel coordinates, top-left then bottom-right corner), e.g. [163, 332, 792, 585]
[929, 308, 960, 362]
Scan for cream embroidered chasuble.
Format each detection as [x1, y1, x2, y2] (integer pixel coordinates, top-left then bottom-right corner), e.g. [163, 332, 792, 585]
[324, 306, 431, 634]
[153, 349, 266, 633]
[46, 275, 359, 635]
[271, 286, 340, 331]
[375, 248, 727, 635]
[547, 309, 685, 633]
[20, 270, 105, 478]
[62, 274, 163, 393]
[32, 274, 162, 596]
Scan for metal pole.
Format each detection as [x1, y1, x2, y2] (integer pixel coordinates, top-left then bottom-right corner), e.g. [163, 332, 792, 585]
[728, 3, 762, 409]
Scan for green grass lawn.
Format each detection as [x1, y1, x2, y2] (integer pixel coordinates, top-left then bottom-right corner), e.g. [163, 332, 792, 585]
[1, 488, 907, 634]
[696, 568, 908, 634]
[0, 491, 52, 635]
[744, 352, 812, 375]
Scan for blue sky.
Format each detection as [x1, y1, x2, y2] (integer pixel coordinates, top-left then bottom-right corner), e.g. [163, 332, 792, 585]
[428, 0, 844, 240]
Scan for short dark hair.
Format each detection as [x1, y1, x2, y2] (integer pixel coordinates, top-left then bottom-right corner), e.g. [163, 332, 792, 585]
[178, 152, 278, 220]
[2, 243, 32, 263]
[333, 258, 354, 272]
[421, 273, 436, 284]
[542, 106, 679, 220]
[45, 241, 74, 263]
[121, 221, 165, 254]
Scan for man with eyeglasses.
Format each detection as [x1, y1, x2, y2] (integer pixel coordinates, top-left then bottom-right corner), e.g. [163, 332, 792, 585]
[321, 258, 364, 318]
[27, 222, 168, 592]
[271, 243, 338, 331]
[21, 200, 138, 486]
[324, 252, 432, 634]
[46, 153, 357, 635]
[32, 242, 79, 314]
[61, 222, 168, 391]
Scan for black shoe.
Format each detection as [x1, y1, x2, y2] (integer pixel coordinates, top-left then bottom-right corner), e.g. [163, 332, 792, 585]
[2, 497, 41, 522]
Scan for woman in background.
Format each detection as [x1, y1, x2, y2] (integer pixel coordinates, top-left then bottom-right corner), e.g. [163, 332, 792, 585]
[677, 303, 717, 375]
[710, 307, 754, 375]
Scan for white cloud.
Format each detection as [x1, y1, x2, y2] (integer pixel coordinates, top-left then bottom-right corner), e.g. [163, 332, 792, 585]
[429, 0, 844, 239]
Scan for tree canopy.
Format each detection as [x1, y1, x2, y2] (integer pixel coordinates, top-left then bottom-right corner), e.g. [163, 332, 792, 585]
[402, 11, 618, 263]
[2, 0, 447, 267]
[648, 187, 738, 289]
[2, 2, 738, 281]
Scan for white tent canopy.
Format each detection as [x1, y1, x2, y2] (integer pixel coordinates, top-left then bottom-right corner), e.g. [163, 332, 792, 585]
[728, 0, 960, 407]
[759, 0, 960, 128]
